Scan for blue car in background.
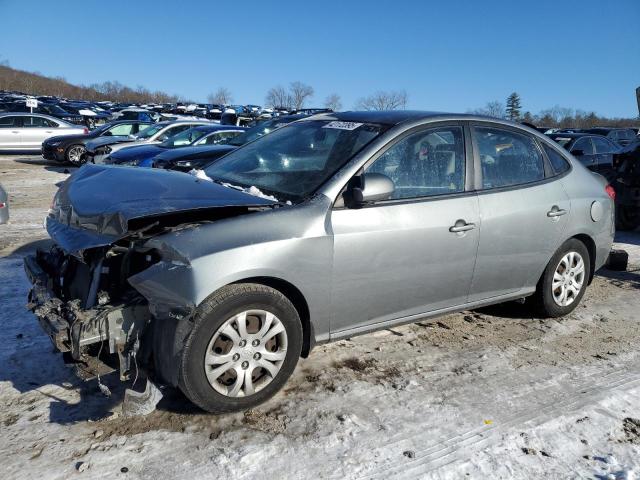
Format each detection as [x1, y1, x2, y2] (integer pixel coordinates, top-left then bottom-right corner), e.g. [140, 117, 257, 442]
[104, 124, 247, 167]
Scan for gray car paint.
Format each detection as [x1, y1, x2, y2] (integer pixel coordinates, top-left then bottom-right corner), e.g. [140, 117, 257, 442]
[119, 114, 613, 346]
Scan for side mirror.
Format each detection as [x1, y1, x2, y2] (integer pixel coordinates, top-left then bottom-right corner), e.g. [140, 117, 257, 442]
[571, 149, 584, 156]
[347, 173, 395, 207]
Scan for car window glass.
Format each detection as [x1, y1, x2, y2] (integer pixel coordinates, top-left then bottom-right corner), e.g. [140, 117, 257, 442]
[366, 126, 465, 199]
[571, 137, 594, 155]
[0, 116, 18, 128]
[22, 116, 48, 128]
[199, 131, 243, 145]
[543, 145, 570, 174]
[474, 127, 544, 189]
[108, 124, 134, 136]
[593, 136, 614, 154]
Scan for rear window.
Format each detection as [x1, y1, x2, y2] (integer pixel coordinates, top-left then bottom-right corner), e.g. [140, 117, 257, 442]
[544, 145, 570, 175]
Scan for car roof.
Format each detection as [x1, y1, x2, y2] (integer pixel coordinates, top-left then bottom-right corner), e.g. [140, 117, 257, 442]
[311, 110, 521, 126]
[547, 132, 610, 140]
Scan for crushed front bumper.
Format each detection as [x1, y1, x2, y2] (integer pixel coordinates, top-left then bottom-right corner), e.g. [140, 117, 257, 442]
[24, 252, 150, 380]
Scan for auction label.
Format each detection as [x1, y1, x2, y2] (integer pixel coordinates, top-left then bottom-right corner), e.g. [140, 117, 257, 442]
[323, 121, 363, 130]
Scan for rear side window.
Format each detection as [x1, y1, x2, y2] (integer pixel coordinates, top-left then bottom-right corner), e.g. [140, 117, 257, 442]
[108, 124, 134, 136]
[592, 136, 615, 154]
[544, 145, 570, 174]
[572, 137, 594, 155]
[474, 127, 544, 189]
[0, 116, 19, 128]
[22, 116, 50, 128]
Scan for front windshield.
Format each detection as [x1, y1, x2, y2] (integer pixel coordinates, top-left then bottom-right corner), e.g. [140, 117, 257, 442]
[225, 118, 294, 146]
[204, 120, 387, 201]
[159, 127, 209, 148]
[135, 124, 164, 139]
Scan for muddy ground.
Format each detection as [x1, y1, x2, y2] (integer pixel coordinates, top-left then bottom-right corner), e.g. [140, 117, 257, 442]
[1, 154, 639, 479]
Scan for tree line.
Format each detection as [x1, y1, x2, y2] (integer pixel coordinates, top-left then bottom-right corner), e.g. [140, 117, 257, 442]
[471, 92, 639, 128]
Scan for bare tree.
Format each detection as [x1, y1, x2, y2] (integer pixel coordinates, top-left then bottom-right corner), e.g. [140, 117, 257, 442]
[324, 93, 342, 111]
[207, 87, 233, 105]
[355, 90, 408, 110]
[470, 100, 506, 119]
[265, 85, 291, 109]
[289, 81, 314, 110]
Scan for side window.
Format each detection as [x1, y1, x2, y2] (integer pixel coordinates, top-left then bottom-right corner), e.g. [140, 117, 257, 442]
[43, 118, 59, 127]
[0, 116, 18, 128]
[365, 126, 465, 200]
[543, 145, 570, 174]
[201, 131, 242, 145]
[159, 125, 189, 141]
[592, 136, 614, 154]
[474, 127, 544, 189]
[571, 137, 594, 155]
[108, 124, 134, 136]
[22, 116, 48, 128]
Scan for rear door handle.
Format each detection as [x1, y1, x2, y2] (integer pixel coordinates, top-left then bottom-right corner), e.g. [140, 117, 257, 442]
[449, 221, 476, 233]
[11, 131, 19, 134]
[547, 208, 567, 217]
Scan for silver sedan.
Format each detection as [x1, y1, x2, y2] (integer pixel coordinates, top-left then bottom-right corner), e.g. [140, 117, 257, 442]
[26, 111, 614, 413]
[0, 113, 87, 151]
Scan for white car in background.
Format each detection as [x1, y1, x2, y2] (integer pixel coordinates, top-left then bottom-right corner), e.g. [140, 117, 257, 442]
[85, 120, 213, 164]
[0, 113, 87, 151]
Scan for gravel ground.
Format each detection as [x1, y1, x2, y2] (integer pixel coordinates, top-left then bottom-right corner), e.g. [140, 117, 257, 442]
[0, 154, 639, 479]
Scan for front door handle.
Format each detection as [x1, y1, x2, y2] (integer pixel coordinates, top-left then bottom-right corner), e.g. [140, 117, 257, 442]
[547, 207, 567, 217]
[449, 221, 476, 233]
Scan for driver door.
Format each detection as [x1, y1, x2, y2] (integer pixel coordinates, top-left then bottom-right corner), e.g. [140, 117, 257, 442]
[329, 124, 480, 335]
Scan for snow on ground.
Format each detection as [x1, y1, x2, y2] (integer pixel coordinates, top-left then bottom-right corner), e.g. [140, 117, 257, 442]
[0, 155, 639, 479]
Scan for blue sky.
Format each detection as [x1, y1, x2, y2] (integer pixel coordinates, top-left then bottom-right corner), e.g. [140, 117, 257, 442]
[1, 0, 639, 117]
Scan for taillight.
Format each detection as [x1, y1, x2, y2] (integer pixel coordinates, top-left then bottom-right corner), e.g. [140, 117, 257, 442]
[83, 128, 89, 134]
[605, 184, 616, 201]
[0, 202, 5, 208]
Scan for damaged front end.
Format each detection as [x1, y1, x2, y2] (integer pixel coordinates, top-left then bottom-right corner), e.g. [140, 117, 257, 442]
[24, 164, 277, 389]
[25, 242, 159, 382]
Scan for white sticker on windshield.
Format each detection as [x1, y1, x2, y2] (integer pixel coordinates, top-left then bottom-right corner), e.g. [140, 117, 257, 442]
[322, 121, 363, 130]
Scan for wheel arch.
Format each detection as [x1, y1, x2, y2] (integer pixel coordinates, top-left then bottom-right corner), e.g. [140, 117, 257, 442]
[231, 276, 314, 358]
[571, 233, 597, 285]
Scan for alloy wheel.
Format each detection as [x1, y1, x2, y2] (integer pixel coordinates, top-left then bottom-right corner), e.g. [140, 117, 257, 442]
[204, 309, 288, 397]
[551, 251, 585, 307]
[68, 145, 86, 164]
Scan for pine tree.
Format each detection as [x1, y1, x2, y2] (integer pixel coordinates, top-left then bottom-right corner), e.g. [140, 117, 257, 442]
[506, 92, 522, 121]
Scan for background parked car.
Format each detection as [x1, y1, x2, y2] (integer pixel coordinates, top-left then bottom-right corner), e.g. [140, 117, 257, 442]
[2, 101, 84, 125]
[581, 127, 638, 147]
[104, 125, 246, 167]
[0, 183, 8, 225]
[85, 120, 212, 163]
[546, 133, 620, 181]
[42, 120, 153, 164]
[0, 113, 87, 151]
[152, 114, 309, 171]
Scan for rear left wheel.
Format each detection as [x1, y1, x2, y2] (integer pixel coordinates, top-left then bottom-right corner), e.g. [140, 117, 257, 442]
[532, 239, 590, 318]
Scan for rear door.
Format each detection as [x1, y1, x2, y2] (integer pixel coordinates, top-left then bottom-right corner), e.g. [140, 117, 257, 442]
[468, 124, 570, 302]
[0, 116, 22, 148]
[21, 116, 58, 148]
[330, 123, 480, 334]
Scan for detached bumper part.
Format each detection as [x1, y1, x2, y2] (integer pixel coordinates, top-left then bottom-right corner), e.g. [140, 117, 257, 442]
[24, 252, 150, 381]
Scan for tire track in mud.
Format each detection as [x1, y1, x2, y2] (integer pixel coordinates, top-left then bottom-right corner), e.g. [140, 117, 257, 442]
[354, 362, 640, 479]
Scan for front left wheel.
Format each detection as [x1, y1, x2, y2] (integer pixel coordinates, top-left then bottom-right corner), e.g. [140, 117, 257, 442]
[65, 144, 86, 165]
[178, 284, 302, 413]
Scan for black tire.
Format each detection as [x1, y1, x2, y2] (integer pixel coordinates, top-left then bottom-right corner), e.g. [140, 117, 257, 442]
[532, 238, 591, 318]
[178, 283, 302, 413]
[65, 144, 86, 165]
[616, 205, 640, 231]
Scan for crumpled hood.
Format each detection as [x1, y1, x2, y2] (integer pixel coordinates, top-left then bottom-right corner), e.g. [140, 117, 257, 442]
[44, 133, 91, 144]
[47, 164, 276, 255]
